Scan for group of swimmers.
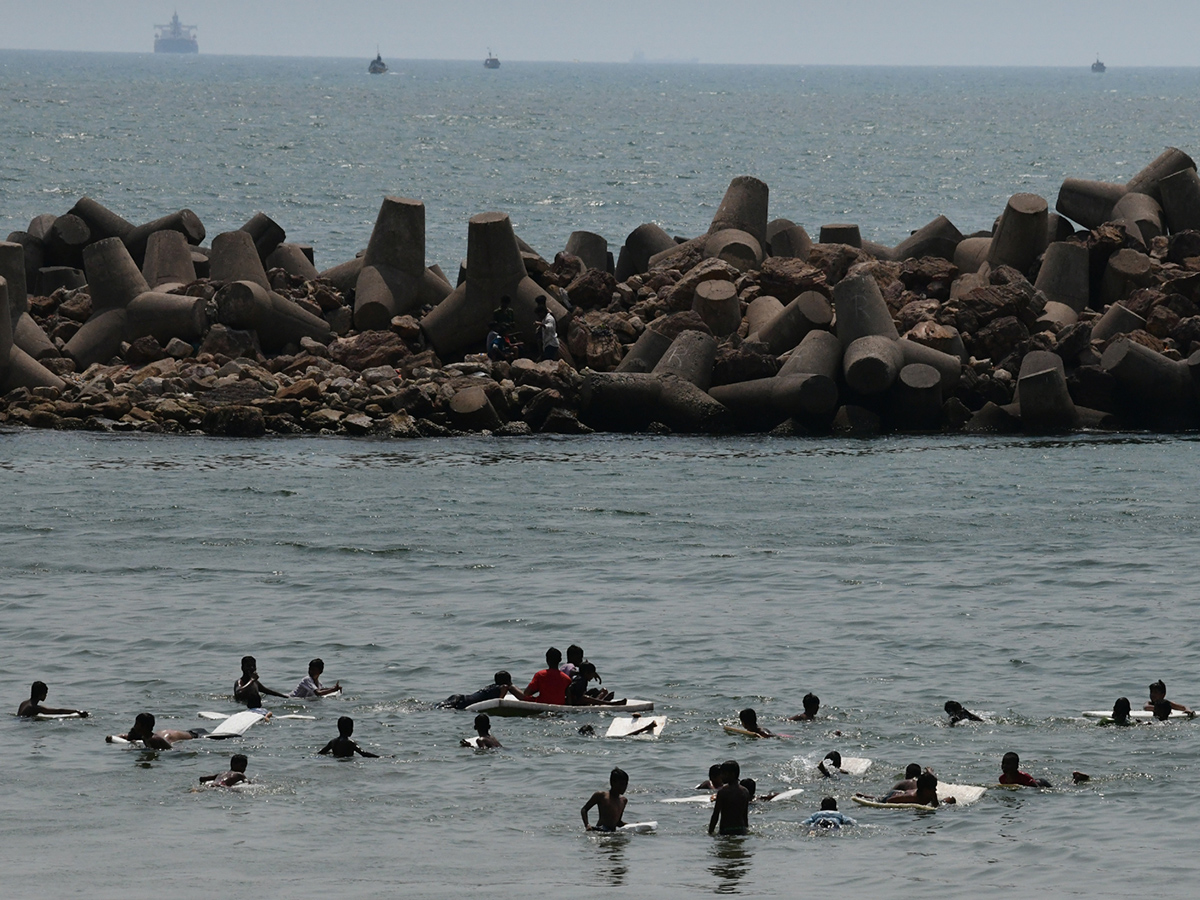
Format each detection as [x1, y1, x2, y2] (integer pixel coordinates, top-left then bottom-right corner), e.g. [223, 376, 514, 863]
[439, 645, 617, 711]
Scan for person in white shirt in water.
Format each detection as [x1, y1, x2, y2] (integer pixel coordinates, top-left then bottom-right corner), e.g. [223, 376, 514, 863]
[290, 658, 341, 698]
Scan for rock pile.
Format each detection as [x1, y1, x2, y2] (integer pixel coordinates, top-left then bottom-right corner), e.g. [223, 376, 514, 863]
[7, 154, 1200, 438]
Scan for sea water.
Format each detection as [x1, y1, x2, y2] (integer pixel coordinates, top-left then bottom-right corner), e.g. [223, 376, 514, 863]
[3, 54, 1200, 899]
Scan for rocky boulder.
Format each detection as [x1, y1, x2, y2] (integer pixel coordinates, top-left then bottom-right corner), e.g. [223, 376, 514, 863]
[756, 257, 828, 303]
[329, 330, 410, 370]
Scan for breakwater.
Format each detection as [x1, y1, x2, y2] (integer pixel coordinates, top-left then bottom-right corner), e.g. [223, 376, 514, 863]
[5, 148, 1200, 437]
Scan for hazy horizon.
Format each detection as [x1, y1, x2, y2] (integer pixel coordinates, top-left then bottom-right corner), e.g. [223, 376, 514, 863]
[2, 1, 1199, 67]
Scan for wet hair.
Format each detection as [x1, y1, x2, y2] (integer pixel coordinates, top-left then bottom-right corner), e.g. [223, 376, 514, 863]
[740, 778, 756, 800]
[130, 713, 155, 739]
[823, 751, 842, 767]
[309, 658, 324, 674]
[337, 715, 354, 736]
[720, 759, 740, 780]
[905, 763, 922, 779]
[1002, 752, 1020, 770]
[30, 681, 47, 700]
[916, 772, 938, 791]
[240, 656, 256, 673]
[1113, 697, 1132, 720]
[610, 767, 629, 790]
[473, 714, 491, 733]
[708, 763, 722, 780]
[579, 661, 598, 680]
[546, 647, 562, 667]
[803, 693, 819, 713]
[1153, 699, 1173, 721]
[230, 754, 248, 772]
[1149, 680, 1167, 697]
[944, 700, 962, 714]
[821, 796, 838, 811]
[493, 670, 511, 686]
[739, 708, 758, 727]
[566, 645, 584, 665]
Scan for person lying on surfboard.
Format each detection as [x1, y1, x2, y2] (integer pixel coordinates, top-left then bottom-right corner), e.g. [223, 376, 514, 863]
[739, 708, 776, 738]
[289, 658, 341, 698]
[234, 656, 287, 709]
[319, 716, 379, 758]
[944, 700, 984, 725]
[519, 648, 571, 705]
[999, 752, 1051, 787]
[882, 764, 924, 797]
[861, 771, 951, 806]
[788, 693, 820, 722]
[581, 767, 628, 832]
[709, 760, 751, 835]
[17, 681, 88, 718]
[200, 753, 249, 787]
[1143, 680, 1193, 716]
[461, 713, 501, 749]
[107, 713, 201, 750]
[438, 670, 523, 710]
[803, 797, 857, 829]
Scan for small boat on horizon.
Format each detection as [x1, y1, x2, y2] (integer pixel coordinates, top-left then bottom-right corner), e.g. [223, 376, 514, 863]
[1092, 57, 1106, 73]
[369, 52, 387, 74]
[484, 49, 500, 69]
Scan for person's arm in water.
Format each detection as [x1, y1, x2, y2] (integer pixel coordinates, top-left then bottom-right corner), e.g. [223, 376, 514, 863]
[708, 789, 727, 834]
[318, 739, 337, 756]
[581, 790, 605, 830]
[353, 741, 379, 758]
[256, 678, 287, 699]
[18, 699, 88, 717]
[313, 682, 341, 697]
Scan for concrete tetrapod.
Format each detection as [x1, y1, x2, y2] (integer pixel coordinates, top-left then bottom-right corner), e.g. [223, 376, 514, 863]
[819, 224, 862, 248]
[1090, 303, 1146, 343]
[651, 330, 718, 391]
[126, 292, 210, 344]
[898, 339, 962, 391]
[691, 279, 741, 337]
[1126, 147, 1197, 203]
[1101, 338, 1194, 426]
[1015, 351, 1078, 434]
[1157, 169, 1200, 234]
[564, 231, 609, 273]
[123, 209, 205, 266]
[704, 229, 762, 273]
[421, 212, 559, 359]
[1110, 192, 1164, 245]
[833, 273, 898, 347]
[889, 362, 943, 432]
[240, 212, 287, 263]
[709, 373, 839, 429]
[0, 241, 55, 360]
[1034, 242, 1091, 313]
[843, 334, 904, 395]
[767, 224, 813, 260]
[318, 256, 364, 296]
[65, 308, 127, 369]
[209, 231, 270, 290]
[892, 215, 964, 262]
[953, 237, 992, 275]
[709, 175, 769, 248]
[579, 371, 730, 434]
[614, 327, 672, 374]
[3, 231, 43, 296]
[755, 291, 832, 356]
[987, 193, 1048, 275]
[1100, 250, 1153, 308]
[778, 329, 842, 381]
[47, 214, 90, 268]
[69, 197, 135, 243]
[266, 243, 320, 281]
[745, 296, 785, 340]
[215, 280, 332, 352]
[141, 230, 197, 289]
[614, 223, 676, 280]
[449, 386, 503, 431]
[84, 237, 151, 313]
[354, 197, 452, 331]
[1, 279, 63, 392]
[1055, 179, 1127, 229]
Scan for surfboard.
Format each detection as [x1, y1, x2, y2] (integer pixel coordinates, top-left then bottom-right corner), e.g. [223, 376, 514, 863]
[605, 716, 666, 738]
[33, 712, 85, 720]
[208, 710, 266, 739]
[768, 788, 805, 802]
[938, 783, 987, 805]
[465, 697, 654, 717]
[1082, 709, 1194, 720]
[818, 757, 872, 776]
[618, 821, 656, 833]
[660, 795, 713, 804]
[199, 710, 315, 722]
[851, 796, 936, 810]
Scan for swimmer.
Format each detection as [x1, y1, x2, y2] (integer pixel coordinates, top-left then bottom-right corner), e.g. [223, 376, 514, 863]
[319, 716, 379, 758]
[1108, 697, 1136, 726]
[709, 760, 751, 835]
[200, 753, 249, 787]
[234, 656, 286, 709]
[107, 713, 201, 750]
[883, 764, 924, 798]
[866, 771, 950, 806]
[1153, 699, 1174, 721]
[438, 670, 521, 710]
[1144, 680, 1193, 716]
[288, 658, 341, 698]
[999, 751, 1051, 788]
[17, 681, 88, 718]
[738, 708, 775, 738]
[803, 797, 857, 829]
[817, 751, 844, 778]
[945, 700, 984, 725]
[581, 767, 628, 832]
[566, 662, 624, 706]
[696, 763, 724, 791]
[788, 692, 821, 722]
[461, 713, 501, 749]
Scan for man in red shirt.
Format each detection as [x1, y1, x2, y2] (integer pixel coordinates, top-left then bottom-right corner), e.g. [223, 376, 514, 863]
[522, 647, 571, 705]
[998, 752, 1052, 788]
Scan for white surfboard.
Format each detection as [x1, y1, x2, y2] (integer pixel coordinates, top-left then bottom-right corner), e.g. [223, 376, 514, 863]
[466, 697, 654, 717]
[660, 795, 713, 804]
[1082, 709, 1194, 720]
[768, 788, 806, 802]
[851, 796, 936, 810]
[33, 712, 86, 720]
[938, 783, 987, 806]
[605, 716, 666, 738]
[818, 757, 872, 777]
[208, 710, 266, 739]
[200, 710, 315, 722]
[618, 821, 656, 833]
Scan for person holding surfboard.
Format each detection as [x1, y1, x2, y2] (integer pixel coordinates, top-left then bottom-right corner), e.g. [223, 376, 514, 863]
[581, 767, 628, 831]
[319, 716, 379, 758]
[289, 659, 341, 698]
[17, 681, 88, 718]
[234, 656, 287, 709]
[200, 754, 249, 787]
[738, 708, 776, 738]
[871, 771, 950, 806]
[107, 713, 201, 750]
[1143, 680, 1193, 716]
[788, 693, 821, 722]
[461, 713, 501, 749]
[709, 760, 751, 835]
[520, 648, 570, 706]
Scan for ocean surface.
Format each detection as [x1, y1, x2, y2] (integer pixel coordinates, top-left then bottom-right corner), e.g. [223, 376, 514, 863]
[4, 53, 1200, 899]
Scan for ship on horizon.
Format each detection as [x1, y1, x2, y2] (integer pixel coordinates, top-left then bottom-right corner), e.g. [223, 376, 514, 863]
[155, 12, 198, 54]
[1092, 56, 1106, 73]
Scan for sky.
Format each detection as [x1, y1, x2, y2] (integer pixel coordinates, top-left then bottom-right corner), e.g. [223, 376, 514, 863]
[0, 0, 1198, 66]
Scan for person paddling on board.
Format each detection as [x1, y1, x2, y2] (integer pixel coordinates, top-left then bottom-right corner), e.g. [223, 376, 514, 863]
[944, 700, 984, 725]
[817, 751, 847, 778]
[17, 681, 88, 718]
[439, 670, 521, 710]
[319, 716, 379, 758]
[200, 753, 249, 787]
[108, 713, 201, 749]
[461, 713, 501, 749]
[234, 656, 286, 709]
[863, 771, 950, 806]
[289, 658, 341, 698]
[1143, 680, 1193, 716]
[788, 692, 821, 722]
[520, 648, 570, 705]
[709, 759, 751, 835]
[882, 764, 924, 798]
[739, 708, 775, 738]
[803, 797, 857, 829]
[581, 767, 629, 832]
[999, 751, 1051, 788]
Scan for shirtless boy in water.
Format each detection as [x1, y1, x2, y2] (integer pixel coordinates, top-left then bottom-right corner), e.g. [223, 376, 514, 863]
[200, 753, 249, 787]
[319, 716, 379, 758]
[107, 713, 201, 750]
[1143, 680, 1193, 716]
[234, 656, 286, 709]
[788, 693, 821, 722]
[738, 708, 775, 738]
[581, 767, 629, 831]
[461, 713, 502, 749]
[709, 760, 751, 835]
[863, 772, 951, 806]
[18, 681, 88, 718]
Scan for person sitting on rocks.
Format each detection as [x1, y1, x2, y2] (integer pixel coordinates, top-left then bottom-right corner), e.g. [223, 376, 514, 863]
[803, 797, 857, 829]
[234, 656, 286, 709]
[520, 648, 570, 705]
[107, 712, 201, 750]
[461, 713, 501, 749]
[789, 692, 820, 722]
[289, 658, 341, 698]
[438, 670, 520, 710]
[492, 295, 516, 335]
[738, 708, 775, 738]
[1143, 680, 1193, 716]
[319, 716, 379, 758]
[200, 753, 249, 787]
[486, 321, 515, 361]
[945, 700, 984, 725]
[18, 681, 88, 718]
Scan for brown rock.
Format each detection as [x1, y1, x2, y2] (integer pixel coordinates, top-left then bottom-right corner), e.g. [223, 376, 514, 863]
[955, 282, 1044, 334]
[757, 257, 828, 303]
[899, 257, 959, 297]
[584, 325, 624, 371]
[397, 349, 440, 378]
[328, 330, 410, 371]
[125, 336, 166, 365]
[660, 258, 740, 312]
[57, 292, 93, 323]
[540, 407, 593, 434]
[277, 378, 322, 402]
[1146, 305, 1181, 339]
[389, 315, 421, 340]
[710, 340, 779, 387]
[1170, 315, 1200, 348]
[342, 413, 375, 434]
[808, 244, 870, 285]
[567, 268, 617, 309]
[200, 405, 266, 437]
[896, 299, 940, 332]
[199, 324, 263, 360]
[647, 310, 712, 342]
[305, 408, 344, 430]
[1053, 322, 1093, 363]
[971, 315, 1029, 362]
[1125, 329, 1167, 354]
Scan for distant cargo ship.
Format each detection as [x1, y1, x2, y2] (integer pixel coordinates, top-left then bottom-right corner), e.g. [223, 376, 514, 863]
[155, 12, 198, 54]
[484, 50, 500, 69]
[1092, 57, 1106, 73]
